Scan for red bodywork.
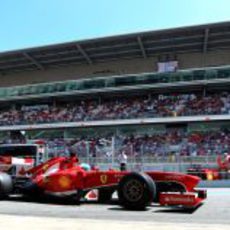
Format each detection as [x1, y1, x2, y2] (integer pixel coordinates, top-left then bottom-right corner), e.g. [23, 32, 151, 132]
[25, 156, 206, 208]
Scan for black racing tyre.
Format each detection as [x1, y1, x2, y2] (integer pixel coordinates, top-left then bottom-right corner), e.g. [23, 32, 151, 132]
[98, 187, 115, 203]
[0, 173, 13, 199]
[118, 172, 156, 210]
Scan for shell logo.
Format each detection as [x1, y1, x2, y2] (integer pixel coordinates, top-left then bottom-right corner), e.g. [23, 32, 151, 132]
[58, 176, 72, 188]
[207, 172, 213, 181]
[100, 174, 108, 184]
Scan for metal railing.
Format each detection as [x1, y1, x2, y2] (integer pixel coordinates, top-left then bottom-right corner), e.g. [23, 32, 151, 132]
[0, 65, 230, 100]
[78, 155, 218, 167]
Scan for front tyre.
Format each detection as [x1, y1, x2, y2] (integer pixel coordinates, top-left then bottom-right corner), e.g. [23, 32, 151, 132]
[118, 172, 156, 210]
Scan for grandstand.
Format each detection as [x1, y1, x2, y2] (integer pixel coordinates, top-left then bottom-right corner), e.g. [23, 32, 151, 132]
[0, 21, 229, 171]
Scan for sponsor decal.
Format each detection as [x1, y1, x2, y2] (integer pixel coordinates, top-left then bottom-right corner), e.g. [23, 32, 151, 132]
[58, 176, 72, 188]
[100, 174, 108, 184]
[164, 196, 194, 203]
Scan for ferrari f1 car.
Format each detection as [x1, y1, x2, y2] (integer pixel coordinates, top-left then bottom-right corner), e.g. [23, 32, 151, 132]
[0, 146, 206, 210]
[187, 155, 230, 180]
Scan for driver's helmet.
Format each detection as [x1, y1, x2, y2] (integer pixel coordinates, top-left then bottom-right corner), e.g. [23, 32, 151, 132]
[80, 163, 91, 171]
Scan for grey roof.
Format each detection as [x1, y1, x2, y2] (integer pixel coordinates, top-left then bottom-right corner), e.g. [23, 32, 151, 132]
[0, 21, 230, 74]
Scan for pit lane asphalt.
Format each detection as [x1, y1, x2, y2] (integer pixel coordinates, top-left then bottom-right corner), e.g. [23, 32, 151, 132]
[0, 188, 229, 226]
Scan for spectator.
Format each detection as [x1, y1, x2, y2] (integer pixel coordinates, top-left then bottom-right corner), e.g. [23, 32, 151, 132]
[0, 91, 229, 126]
[118, 151, 128, 171]
[224, 152, 230, 167]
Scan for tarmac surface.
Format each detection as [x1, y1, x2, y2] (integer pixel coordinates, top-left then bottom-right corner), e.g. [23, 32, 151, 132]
[0, 188, 229, 230]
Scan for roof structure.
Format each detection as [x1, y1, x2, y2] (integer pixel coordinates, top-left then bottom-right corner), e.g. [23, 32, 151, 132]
[0, 21, 230, 74]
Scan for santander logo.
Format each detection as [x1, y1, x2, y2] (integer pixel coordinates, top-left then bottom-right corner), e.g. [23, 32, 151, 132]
[165, 196, 194, 203]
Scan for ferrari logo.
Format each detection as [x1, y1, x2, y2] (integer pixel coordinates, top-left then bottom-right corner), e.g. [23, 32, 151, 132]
[100, 174, 108, 184]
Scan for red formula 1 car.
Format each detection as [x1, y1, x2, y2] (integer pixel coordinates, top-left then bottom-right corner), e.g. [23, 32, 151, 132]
[0, 153, 206, 210]
[187, 155, 230, 180]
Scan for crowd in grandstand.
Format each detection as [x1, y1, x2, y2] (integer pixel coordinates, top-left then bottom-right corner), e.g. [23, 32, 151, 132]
[0, 92, 229, 126]
[1, 127, 229, 163]
[0, 90, 229, 162]
[36, 129, 229, 160]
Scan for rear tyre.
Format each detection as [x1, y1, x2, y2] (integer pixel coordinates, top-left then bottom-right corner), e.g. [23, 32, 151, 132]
[118, 172, 156, 210]
[0, 173, 13, 199]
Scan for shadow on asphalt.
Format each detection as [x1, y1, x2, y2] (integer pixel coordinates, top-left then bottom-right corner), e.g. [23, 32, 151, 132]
[4, 195, 80, 206]
[4, 195, 120, 206]
[108, 207, 152, 212]
[154, 203, 203, 214]
[108, 203, 202, 213]
[3, 196, 202, 213]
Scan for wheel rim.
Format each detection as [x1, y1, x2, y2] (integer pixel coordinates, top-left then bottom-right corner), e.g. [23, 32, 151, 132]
[123, 179, 144, 202]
